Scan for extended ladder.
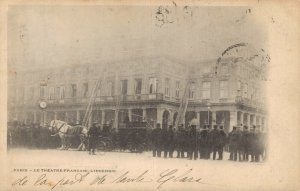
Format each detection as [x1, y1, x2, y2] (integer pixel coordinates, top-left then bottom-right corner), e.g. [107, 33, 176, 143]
[82, 67, 105, 127]
[174, 68, 194, 129]
[113, 72, 121, 130]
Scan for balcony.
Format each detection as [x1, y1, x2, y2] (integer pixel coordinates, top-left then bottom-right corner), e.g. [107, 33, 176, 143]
[235, 96, 265, 108]
[46, 93, 164, 105]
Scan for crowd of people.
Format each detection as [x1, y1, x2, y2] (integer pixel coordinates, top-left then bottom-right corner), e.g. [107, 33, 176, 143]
[7, 120, 267, 162]
[7, 122, 61, 149]
[150, 123, 267, 162]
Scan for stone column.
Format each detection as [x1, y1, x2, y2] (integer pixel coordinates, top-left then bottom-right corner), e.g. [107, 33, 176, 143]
[212, 111, 217, 125]
[101, 110, 106, 125]
[76, 110, 80, 124]
[240, 112, 244, 126]
[229, 111, 238, 131]
[40, 111, 44, 123]
[256, 116, 261, 126]
[33, 111, 37, 123]
[246, 113, 251, 127]
[196, 111, 201, 129]
[252, 115, 256, 126]
[128, 109, 132, 122]
[156, 108, 163, 127]
[142, 108, 147, 121]
[43, 111, 47, 124]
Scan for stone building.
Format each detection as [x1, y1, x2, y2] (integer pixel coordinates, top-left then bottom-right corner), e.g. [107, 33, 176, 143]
[8, 55, 267, 132]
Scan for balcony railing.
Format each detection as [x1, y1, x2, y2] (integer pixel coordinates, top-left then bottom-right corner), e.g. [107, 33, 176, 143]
[235, 96, 265, 108]
[47, 93, 164, 105]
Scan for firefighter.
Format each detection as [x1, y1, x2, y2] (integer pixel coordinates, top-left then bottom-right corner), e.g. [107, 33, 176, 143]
[88, 122, 99, 155]
[228, 126, 240, 161]
[217, 125, 227, 160]
[167, 125, 175, 158]
[161, 125, 169, 158]
[188, 125, 198, 160]
[175, 124, 185, 158]
[241, 125, 251, 161]
[151, 123, 162, 157]
[199, 124, 209, 159]
[210, 125, 220, 160]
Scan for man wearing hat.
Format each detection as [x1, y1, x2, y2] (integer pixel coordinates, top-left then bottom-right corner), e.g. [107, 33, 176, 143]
[188, 124, 198, 160]
[241, 125, 251, 161]
[151, 123, 162, 157]
[217, 125, 227, 160]
[228, 126, 239, 161]
[210, 124, 220, 160]
[249, 125, 259, 162]
[161, 124, 169, 158]
[199, 124, 209, 159]
[166, 125, 175, 158]
[175, 124, 185, 158]
[88, 122, 99, 155]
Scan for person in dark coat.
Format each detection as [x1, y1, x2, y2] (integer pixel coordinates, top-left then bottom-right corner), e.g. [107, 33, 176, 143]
[151, 123, 162, 157]
[228, 126, 240, 161]
[207, 125, 213, 159]
[236, 126, 243, 161]
[217, 125, 227, 160]
[241, 125, 251, 161]
[175, 124, 185, 158]
[210, 125, 220, 160]
[161, 125, 169, 158]
[249, 125, 259, 162]
[188, 125, 198, 160]
[167, 125, 175, 158]
[88, 122, 99, 155]
[199, 125, 209, 159]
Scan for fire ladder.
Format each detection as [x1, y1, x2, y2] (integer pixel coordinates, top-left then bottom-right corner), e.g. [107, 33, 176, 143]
[113, 73, 120, 130]
[82, 67, 105, 128]
[174, 69, 194, 129]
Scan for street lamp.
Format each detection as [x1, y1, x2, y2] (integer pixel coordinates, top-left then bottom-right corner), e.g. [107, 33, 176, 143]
[207, 102, 211, 129]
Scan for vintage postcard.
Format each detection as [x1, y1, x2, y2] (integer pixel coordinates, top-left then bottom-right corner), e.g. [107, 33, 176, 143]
[0, 0, 299, 190]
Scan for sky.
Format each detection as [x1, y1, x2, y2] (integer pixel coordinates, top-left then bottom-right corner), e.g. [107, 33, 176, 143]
[7, 5, 268, 71]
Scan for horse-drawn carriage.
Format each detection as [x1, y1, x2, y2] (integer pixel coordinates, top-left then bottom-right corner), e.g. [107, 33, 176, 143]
[97, 122, 151, 153]
[49, 120, 151, 153]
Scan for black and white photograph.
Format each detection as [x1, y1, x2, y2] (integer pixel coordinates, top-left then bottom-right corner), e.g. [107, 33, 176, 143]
[1, 1, 300, 191]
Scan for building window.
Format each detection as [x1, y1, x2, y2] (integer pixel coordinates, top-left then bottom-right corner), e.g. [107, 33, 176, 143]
[203, 66, 211, 74]
[121, 80, 128, 95]
[219, 80, 228, 98]
[189, 82, 196, 99]
[149, 77, 157, 93]
[40, 86, 46, 99]
[107, 81, 114, 96]
[237, 81, 242, 96]
[71, 84, 77, 98]
[243, 83, 248, 98]
[164, 78, 170, 96]
[60, 86, 65, 99]
[175, 81, 180, 98]
[83, 83, 89, 98]
[28, 87, 34, 100]
[221, 65, 229, 74]
[49, 87, 55, 100]
[202, 81, 211, 99]
[134, 78, 142, 94]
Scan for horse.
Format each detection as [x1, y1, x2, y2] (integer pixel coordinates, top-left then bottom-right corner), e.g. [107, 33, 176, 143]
[49, 120, 88, 150]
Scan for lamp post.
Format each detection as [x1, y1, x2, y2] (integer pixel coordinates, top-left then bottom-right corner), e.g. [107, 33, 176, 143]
[39, 80, 48, 126]
[207, 102, 211, 129]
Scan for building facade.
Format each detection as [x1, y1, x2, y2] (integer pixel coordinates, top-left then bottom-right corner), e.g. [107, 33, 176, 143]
[8, 56, 267, 133]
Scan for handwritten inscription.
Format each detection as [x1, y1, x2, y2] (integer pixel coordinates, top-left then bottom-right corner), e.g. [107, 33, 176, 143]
[11, 169, 209, 190]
